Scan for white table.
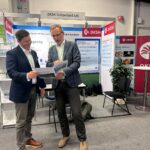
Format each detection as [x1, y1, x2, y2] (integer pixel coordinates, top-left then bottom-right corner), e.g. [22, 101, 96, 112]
[134, 66, 150, 111]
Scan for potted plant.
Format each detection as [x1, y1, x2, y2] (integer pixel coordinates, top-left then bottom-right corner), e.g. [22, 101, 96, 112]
[110, 61, 133, 92]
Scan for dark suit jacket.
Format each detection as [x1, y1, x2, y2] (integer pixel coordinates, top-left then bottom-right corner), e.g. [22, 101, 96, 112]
[6, 45, 46, 103]
[46, 40, 81, 88]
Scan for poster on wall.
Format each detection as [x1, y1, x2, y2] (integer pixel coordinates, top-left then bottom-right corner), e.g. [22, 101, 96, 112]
[134, 36, 150, 93]
[0, 17, 5, 43]
[13, 25, 101, 73]
[13, 25, 54, 67]
[101, 22, 115, 92]
[76, 39, 100, 73]
[0, 18, 13, 57]
[4, 18, 14, 44]
[115, 36, 135, 65]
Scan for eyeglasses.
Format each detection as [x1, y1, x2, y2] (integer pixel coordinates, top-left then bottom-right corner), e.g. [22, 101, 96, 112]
[52, 32, 62, 38]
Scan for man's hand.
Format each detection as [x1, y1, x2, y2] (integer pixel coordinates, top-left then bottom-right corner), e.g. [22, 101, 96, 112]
[55, 71, 65, 80]
[40, 88, 45, 97]
[27, 71, 38, 79]
[54, 60, 63, 65]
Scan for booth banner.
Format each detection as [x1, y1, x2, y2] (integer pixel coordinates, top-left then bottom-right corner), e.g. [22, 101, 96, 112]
[82, 28, 101, 37]
[101, 22, 115, 92]
[134, 36, 150, 93]
[4, 18, 14, 44]
[104, 22, 115, 36]
[115, 36, 135, 65]
[4, 18, 12, 34]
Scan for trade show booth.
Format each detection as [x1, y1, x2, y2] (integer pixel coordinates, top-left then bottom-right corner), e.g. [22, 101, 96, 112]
[1, 11, 150, 127]
[0, 12, 116, 127]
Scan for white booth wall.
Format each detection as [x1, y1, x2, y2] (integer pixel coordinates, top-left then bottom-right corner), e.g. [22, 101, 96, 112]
[0, 0, 12, 12]
[29, 0, 134, 35]
[0, 0, 134, 35]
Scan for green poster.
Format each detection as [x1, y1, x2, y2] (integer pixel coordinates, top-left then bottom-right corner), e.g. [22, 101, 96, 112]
[0, 25, 6, 43]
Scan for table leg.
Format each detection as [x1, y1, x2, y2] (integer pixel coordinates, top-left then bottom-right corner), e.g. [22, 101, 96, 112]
[82, 88, 86, 101]
[136, 70, 150, 111]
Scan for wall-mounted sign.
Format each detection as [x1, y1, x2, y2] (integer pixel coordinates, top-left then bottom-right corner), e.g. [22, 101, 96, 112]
[115, 36, 135, 65]
[41, 10, 85, 20]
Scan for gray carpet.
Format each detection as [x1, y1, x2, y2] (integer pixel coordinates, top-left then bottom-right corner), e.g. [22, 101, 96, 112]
[0, 95, 150, 150]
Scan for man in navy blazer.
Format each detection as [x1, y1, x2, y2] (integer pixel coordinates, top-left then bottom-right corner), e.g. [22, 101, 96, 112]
[46, 25, 87, 150]
[6, 30, 46, 150]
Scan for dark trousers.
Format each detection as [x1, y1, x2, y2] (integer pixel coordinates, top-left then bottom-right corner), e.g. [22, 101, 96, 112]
[55, 81, 86, 141]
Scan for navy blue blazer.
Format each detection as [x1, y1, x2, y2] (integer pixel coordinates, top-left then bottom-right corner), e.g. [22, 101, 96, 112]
[46, 40, 81, 88]
[6, 45, 46, 103]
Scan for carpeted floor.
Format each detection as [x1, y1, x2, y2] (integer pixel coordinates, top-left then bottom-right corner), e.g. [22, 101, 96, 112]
[0, 95, 150, 150]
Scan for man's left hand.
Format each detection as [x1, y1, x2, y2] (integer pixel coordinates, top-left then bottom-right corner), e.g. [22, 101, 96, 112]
[40, 88, 45, 97]
[55, 71, 65, 80]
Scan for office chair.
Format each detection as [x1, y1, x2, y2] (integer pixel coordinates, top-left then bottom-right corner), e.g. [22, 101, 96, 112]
[46, 94, 72, 132]
[103, 76, 131, 116]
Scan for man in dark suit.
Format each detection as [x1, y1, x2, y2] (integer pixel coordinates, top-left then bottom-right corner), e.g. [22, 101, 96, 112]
[46, 25, 87, 150]
[6, 30, 46, 150]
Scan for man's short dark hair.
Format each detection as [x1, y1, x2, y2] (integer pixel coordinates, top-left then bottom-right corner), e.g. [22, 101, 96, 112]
[15, 30, 30, 41]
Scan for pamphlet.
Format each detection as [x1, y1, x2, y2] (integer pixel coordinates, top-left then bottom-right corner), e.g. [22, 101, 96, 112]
[53, 60, 68, 75]
[34, 60, 68, 75]
[34, 67, 54, 75]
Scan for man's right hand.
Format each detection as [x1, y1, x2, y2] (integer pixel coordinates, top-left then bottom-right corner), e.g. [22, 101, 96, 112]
[54, 60, 63, 65]
[27, 71, 38, 79]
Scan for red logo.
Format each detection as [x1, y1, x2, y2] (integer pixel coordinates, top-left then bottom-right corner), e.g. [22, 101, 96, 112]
[104, 22, 115, 35]
[82, 28, 101, 37]
[140, 42, 150, 60]
[120, 36, 135, 44]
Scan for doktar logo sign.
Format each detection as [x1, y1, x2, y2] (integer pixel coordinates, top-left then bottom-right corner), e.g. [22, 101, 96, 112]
[140, 42, 150, 60]
[82, 28, 101, 37]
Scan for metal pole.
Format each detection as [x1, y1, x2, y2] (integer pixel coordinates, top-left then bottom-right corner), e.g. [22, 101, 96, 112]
[143, 70, 148, 108]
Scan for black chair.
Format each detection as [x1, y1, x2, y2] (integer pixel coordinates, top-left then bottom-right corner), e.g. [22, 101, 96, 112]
[45, 95, 57, 132]
[37, 74, 54, 108]
[103, 76, 131, 116]
[46, 94, 72, 132]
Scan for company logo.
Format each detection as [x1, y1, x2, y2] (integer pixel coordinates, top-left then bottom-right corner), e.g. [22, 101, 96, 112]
[83, 29, 89, 35]
[140, 42, 150, 60]
[120, 36, 135, 44]
[104, 22, 115, 35]
[82, 28, 101, 37]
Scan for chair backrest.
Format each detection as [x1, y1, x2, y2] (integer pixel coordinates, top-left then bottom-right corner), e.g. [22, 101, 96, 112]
[40, 74, 55, 97]
[118, 76, 131, 93]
